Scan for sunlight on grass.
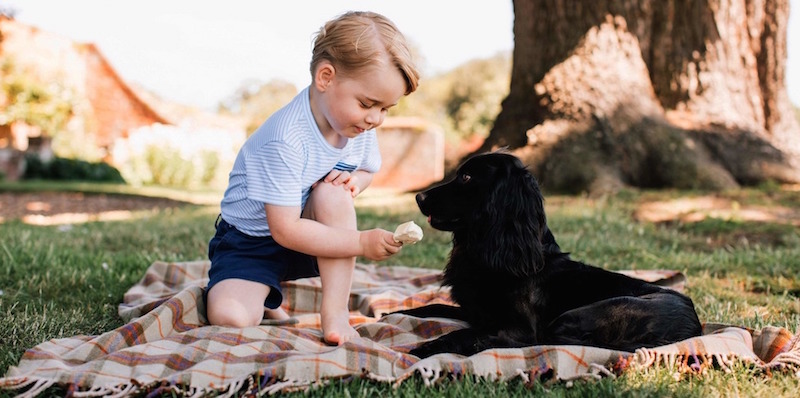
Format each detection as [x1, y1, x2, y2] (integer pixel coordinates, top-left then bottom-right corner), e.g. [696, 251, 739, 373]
[0, 180, 224, 205]
[20, 209, 150, 225]
[1, 185, 799, 396]
[635, 195, 800, 225]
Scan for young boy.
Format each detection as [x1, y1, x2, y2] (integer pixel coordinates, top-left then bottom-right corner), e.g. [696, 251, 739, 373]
[206, 11, 420, 346]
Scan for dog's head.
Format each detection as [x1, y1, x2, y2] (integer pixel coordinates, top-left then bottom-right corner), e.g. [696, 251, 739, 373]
[417, 152, 548, 275]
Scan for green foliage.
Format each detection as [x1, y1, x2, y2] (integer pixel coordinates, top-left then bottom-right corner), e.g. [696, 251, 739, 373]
[0, 61, 74, 138]
[144, 145, 196, 187]
[218, 79, 298, 134]
[21, 154, 125, 183]
[219, 54, 512, 141]
[119, 145, 221, 189]
[49, 125, 105, 162]
[144, 146, 220, 189]
[0, 59, 102, 162]
[392, 52, 511, 141]
[113, 123, 236, 191]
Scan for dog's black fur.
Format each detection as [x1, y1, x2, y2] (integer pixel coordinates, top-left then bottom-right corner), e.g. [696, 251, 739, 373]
[398, 152, 702, 358]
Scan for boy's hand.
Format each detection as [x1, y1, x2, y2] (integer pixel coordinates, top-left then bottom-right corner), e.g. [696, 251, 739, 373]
[323, 169, 351, 185]
[342, 175, 361, 197]
[359, 229, 402, 261]
[317, 170, 361, 197]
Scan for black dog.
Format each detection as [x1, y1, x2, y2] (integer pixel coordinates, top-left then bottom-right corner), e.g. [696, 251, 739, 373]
[399, 152, 702, 358]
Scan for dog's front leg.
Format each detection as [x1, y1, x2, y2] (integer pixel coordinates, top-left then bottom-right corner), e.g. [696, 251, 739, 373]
[411, 327, 535, 358]
[410, 327, 485, 358]
[390, 303, 467, 321]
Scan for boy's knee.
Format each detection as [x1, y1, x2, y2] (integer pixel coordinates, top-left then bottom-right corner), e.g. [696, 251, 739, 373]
[207, 303, 262, 327]
[206, 283, 266, 327]
[307, 182, 356, 226]
[311, 181, 354, 205]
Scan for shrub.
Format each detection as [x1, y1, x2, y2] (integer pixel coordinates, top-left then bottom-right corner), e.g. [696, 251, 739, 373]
[112, 124, 243, 190]
[22, 154, 125, 183]
[391, 52, 511, 141]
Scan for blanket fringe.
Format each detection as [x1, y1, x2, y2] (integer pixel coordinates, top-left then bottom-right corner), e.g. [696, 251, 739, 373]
[260, 379, 304, 396]
[515, 368, 531, 384]
[766, 333, 800, 373]
[218, 373, 309, 397]
[221, 377, 246, 398]
[767, 351, 800, 373]
[72, 384, 126, 397]
[1, 377, 56, 398]
[586, 363, 615, 379]
[415, 366, 442, 386]
[362, 371, 396, 384]
[553, 363, 615, 388]
[5, 331, 800, 396]
[0, 374, 337, 398]
[0, 374, 310, 398]
[629, 348, 765, 377]
[5, 350, 800, 398]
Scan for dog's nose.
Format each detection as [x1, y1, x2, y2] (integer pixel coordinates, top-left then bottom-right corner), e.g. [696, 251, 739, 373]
[415, 192, 427, 207]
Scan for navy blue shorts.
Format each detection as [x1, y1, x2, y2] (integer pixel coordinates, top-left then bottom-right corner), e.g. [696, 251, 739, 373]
[206, 216, 319, 309]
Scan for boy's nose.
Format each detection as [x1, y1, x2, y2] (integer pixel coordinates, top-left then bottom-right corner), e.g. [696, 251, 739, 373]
[365, 109, 383, 127]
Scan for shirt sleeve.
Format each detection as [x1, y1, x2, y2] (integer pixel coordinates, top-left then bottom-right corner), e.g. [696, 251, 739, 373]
[245, 141, 304, 206]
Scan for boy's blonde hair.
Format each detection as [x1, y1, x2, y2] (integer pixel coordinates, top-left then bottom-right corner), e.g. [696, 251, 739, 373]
[311, 11, 419, 95]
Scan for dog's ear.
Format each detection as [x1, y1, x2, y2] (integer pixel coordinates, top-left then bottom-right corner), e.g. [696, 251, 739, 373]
[470, 162, 546, 276]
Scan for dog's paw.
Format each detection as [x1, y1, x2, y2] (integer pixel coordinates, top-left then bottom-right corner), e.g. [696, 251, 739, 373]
[409, 342, 439, 359]
[393, 221, 423, 245]
[409, 336, 462, 358]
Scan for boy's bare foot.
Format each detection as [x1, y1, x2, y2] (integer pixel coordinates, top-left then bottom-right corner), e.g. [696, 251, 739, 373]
[264, 307, 291, 320]
[321, 311, 358, 345]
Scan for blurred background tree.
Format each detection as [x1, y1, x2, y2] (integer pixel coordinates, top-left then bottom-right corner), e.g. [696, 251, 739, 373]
[392, 53, 511, 142]
[218, 53, 512, 153]
[0, 61, 73, 142]
[218, 78, 298, 135]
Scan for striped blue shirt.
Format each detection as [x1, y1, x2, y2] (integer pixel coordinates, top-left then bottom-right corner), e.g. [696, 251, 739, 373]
[220, 87, 381, 236]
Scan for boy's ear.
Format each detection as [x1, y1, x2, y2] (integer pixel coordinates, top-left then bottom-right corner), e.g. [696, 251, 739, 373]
[314, 62, 336, 91]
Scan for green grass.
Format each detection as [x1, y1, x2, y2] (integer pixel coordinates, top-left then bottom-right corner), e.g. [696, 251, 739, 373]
[1, 185, 799, 396]
[0, 180, 222, 205]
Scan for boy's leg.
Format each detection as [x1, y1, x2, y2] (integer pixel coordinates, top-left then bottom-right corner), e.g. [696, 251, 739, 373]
[303, 182, 359, 345]
[207, 278, 287, 327]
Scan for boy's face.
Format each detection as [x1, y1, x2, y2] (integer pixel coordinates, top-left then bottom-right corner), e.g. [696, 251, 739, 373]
[315, 60, 406, 143]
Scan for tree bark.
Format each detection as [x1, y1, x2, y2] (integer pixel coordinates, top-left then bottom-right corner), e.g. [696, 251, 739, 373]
[482, 0, 800, 193]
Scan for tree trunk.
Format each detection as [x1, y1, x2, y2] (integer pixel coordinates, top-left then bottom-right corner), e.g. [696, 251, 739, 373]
[483, 0, 800, 193]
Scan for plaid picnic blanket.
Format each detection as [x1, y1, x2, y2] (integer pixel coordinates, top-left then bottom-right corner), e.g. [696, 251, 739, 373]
[2, 260, 799, 396]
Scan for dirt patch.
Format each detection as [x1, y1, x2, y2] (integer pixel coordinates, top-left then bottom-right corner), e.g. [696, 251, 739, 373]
[634, 196, 800, 226]
[634, 194, 800, 249]
[0, 192, 189, 225]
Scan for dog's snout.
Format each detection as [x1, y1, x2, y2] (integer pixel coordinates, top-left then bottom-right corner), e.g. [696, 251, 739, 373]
[415, 192, 427, 205]
[416, 191, 430, 216]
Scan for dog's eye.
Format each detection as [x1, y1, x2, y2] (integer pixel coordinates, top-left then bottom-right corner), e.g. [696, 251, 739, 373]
[459, 173, 471, 183]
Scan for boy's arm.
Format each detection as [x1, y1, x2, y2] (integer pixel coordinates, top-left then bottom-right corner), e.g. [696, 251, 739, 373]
[265, 203, 398, 261]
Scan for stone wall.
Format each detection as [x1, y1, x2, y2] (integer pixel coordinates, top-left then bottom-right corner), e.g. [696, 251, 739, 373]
[372, 117, 444, 192]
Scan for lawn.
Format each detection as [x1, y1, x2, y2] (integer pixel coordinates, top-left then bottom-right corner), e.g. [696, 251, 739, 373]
[1, 184, 799, 397]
